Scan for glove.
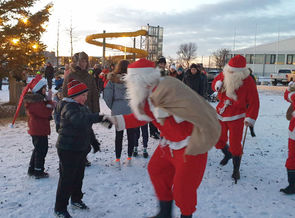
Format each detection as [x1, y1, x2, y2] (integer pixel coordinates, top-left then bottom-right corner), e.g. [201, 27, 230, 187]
[100, 115, 114, 129]
[215, 80, 223, 91]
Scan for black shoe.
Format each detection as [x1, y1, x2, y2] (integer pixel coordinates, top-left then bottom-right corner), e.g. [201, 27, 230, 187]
[280, 170, 295, 194]
[143, 151, 149, 158]
[85, 159, 91, 167]
[27, 167, 35, 176]
[54, 210, 72, 218]
[71, 200, 89, 210]
[181, 215, 192, 218]
[150, 200, 173, 218]
[280, 185, 295, 194]
[151, 132, 160, 140]
[220, 145, 232, 166]
[34, 171, 49, 179]
[133, 147, 138, 157]
[232, 156, 241, 183]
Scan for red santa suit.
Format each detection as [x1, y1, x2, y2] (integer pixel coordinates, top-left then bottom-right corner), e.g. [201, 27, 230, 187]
[113, 59, 220, 216]
[211, 55, 260, 156]
[284, 87, 295, 170]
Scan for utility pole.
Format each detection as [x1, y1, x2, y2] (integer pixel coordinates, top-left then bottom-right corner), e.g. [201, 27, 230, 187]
[70, 16, 73, 57]
[56, 19, 60, 67]
[102, 30, 106, 67]
[233, 27, 236, 55]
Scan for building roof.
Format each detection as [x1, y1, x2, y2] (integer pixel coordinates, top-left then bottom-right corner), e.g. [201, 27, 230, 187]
[232, 36, 295, 54]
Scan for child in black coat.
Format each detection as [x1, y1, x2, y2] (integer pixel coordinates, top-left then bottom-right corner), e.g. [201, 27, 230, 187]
[54, 79, 111, 217]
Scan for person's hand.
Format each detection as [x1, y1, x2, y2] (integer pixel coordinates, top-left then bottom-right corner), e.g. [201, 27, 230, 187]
[244, 121, 253, 127]
[101, 115, 115, 129]
[215, 80, 223, 91]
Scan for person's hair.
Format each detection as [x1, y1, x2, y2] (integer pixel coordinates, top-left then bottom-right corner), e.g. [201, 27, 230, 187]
[113, 60, 129, 74]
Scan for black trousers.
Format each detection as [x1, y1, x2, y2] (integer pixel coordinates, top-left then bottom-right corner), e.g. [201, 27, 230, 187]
[149, 122, 159, 136]
[135, 124, 148, 148]
[115, 128, 137, 159]
[29, 136, 48, 171]
[55, 149, 88, 212]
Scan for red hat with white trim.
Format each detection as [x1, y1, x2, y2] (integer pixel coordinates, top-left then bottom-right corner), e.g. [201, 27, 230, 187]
[227, 55, 247, 72]
[127, 58, 160, 79]
[67, 79, 88, 98]
[30, 74, 47, 93]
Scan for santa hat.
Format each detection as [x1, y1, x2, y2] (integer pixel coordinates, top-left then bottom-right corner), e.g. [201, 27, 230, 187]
[127, 58, 160, 81]
[30, 75, 47, 93]
[227, 55, 247, 72]
[67, 79, 88, 98]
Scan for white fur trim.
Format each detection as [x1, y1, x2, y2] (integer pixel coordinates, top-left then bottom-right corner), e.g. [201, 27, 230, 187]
[245, 117, 256, 126]
[127, 67, 157, 75]
[159, 135, 190, 150]
[115, 115, 126, 131]
[173, 115, 184, 123]
[32, 79, 46, 93]
[227, 66, 247, 72]
[215, 80, 223, 91]
[217, 113, 246, 121]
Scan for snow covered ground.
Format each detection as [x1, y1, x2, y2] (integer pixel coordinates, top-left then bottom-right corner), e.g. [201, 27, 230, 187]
[0, 84, 294, 218]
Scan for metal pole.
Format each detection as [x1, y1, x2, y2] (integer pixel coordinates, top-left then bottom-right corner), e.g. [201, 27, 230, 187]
[102, 30, 106, 67]
[133, 37, 136, 62]
[56, 19, 60, 67]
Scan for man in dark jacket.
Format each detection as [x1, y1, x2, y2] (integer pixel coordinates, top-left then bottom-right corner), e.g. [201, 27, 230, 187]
[183, 63, 208, 99]
[45, 62, 54, 90]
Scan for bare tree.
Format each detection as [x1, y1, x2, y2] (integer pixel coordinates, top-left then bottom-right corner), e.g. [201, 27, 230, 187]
[176, 42, 197, 68]
[212, 48, 230, 69]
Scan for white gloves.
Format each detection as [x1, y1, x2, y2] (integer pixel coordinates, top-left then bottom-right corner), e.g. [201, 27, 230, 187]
[215, 80, 223, 91]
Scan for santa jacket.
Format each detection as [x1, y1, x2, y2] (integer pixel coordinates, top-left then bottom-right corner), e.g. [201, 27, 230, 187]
[212, 72, 259, 125]
[117, 99, 193, 150]
[284, 90, 295, 139]
[24, 93, 54, 136]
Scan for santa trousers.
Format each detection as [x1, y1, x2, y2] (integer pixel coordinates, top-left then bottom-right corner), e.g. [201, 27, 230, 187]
[148, 146, 207, 216]
[215, 118, 244, 156]
[286, 138, 295, 170]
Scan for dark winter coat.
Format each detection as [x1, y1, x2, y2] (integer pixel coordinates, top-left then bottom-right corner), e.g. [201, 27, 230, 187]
[24, 93, 54, 136]
[183, 70, 208, 98]
[103, 73, 132, 116]
[55, 98, 103, 151]
[45, 65, 54, 79]
[63, 66, 100, 113]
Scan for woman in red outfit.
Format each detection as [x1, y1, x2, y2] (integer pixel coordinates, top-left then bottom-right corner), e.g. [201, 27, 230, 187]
[108, 59, 220, 218]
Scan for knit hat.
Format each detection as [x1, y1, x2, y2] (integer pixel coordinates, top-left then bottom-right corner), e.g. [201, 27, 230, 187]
[227, 55, 247, 72]
[67, 79, 88, 98]
[30, 74, 47, 93]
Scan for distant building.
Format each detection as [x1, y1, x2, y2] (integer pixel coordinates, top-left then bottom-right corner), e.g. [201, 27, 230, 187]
[227, 37, 295, 76]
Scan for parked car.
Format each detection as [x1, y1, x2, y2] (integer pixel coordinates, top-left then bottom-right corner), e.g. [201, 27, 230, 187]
[207, 70, 220, 82]
[270, 69, 295, 86]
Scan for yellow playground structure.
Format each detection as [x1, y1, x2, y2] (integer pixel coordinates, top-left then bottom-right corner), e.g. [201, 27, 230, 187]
[85, 25, 163, 61]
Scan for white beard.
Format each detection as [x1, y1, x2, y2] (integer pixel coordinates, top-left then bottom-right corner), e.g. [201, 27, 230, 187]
[124, 68, 161, 121]
[223, 65, 250, 101]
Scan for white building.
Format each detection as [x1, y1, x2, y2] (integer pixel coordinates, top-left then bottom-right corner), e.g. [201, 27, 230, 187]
[227, 37, 295, 76]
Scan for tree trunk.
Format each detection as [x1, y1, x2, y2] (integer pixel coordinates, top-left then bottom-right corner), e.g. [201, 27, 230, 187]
[9, 77, 26, 116]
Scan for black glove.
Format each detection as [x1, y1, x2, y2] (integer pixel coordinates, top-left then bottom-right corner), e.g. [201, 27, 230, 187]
[249, 126, 256, 137]
[101, 116, 113, 129]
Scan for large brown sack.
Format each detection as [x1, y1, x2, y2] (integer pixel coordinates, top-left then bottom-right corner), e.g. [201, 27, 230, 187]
[150, 77, 221, 155]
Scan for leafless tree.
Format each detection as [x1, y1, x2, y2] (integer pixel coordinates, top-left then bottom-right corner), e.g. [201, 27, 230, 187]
[176, 42, 197, 68]
[212, 48, 230, 69]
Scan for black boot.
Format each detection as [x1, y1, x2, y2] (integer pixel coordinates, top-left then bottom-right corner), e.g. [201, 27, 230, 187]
[181, 215, 192, 218]
[219, 145, 232, 166]
[280, 170, 295, 194]
[27, 167, 35, 176]
[232, 156, 241, 183]
[91, 140, 101, 153]
[150, 200, 173, 218]
[133, 147, 138, 157]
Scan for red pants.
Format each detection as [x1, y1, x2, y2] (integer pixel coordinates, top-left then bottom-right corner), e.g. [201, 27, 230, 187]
[147, 146, 207, 216]
[286, 138, 295, 170]
[215, 118, 244, 156]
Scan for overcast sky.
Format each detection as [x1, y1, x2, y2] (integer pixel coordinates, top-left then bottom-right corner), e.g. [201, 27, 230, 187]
[36, 0, 295, 58]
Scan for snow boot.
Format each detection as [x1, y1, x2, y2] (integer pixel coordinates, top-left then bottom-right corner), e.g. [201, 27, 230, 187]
[220, 145, 232, 166]
[232, 156, 241, 183]
[34, 170, 49, 179]
[150, 200, 173, 218]
[143, 147, 149, 158]
[54, 210, 72, 218]
[85, 158, 91, 167]
[27, 167, 35, 176]
[133, 147, 138, 157]
[280, 170, 295, 194]
[181, 215, 192, 218]
[71, 200, 89, 210]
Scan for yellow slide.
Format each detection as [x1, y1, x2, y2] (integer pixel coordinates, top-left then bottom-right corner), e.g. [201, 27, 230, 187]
[85, 29, 148, 60]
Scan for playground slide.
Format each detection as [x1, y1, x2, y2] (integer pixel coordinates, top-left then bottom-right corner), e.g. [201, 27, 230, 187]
[85, 30, 148, 60]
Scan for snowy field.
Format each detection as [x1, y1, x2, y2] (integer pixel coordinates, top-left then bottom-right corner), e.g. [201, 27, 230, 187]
[0, 84, 294, 218]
